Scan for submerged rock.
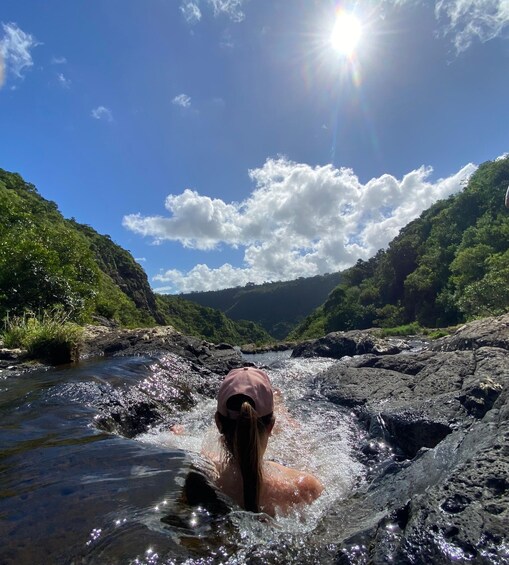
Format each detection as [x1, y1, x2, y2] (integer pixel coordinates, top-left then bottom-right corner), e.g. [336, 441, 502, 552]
[94, 353, 226, 438]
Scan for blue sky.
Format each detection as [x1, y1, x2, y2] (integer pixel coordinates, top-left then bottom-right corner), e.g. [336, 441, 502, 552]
[1, 0, 508, 293]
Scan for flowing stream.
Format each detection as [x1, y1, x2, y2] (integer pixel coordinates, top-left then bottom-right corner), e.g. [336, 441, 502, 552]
[0, 352, 371, 564]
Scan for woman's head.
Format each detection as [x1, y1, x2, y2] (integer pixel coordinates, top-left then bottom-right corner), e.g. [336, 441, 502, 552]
[216, 367, 274, 419]
[215, 367, 275, 512]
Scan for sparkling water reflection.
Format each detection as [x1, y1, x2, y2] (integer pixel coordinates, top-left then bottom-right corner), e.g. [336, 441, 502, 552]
[0, 354, 366, 564]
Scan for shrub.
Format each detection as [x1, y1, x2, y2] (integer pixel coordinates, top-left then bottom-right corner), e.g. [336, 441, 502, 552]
[377, 322, 423, 337]
[427, 329, 450, 340]
[2, 310, 83, 364]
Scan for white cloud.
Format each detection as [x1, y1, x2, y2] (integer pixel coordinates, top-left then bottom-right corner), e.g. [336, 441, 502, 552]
[57, 72, 71, 88]
[91, 106, 113, 122]
[51, 56, 67, 65]
[172, 93, 191, 108]
[0, 22, 39, 83]
[180, 0, 246, 24]
[135, 257, 147, 263]
[154, 264, 258, 292]
[180, 1, 202, 23]
[124, 188, 239, 249]
[208, 0, 245, 22]
[124, 157, 477, 293]
[435, 0, 509, 52]
[387, 1, 509, 52]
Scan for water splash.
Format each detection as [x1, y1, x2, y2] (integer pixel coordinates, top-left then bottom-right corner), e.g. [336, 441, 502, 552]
[137, 356, 365, 546]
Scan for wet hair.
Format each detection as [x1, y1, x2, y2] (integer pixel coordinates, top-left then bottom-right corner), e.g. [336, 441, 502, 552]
[216, 394, 274, 512]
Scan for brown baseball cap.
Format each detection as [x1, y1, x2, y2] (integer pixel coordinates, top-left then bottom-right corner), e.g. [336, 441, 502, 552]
[217, 367, 274, 419]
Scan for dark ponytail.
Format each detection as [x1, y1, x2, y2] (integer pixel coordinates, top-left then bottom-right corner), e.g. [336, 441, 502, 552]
[217, 395, 273, 512]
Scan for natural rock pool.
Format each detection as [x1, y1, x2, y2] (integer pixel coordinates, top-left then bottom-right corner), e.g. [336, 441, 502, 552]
[1, 320, 508, 564]
[0, 353, 372, 564]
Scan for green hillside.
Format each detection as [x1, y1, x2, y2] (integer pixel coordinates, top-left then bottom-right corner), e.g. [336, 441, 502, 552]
[4, 155, 508, 348]
[156, 295, 271, 345]
[0, 168, 269, 345]
[71, 221, 165, 326]
[182, 273, 342, 339]
[291, 156, 509, 340]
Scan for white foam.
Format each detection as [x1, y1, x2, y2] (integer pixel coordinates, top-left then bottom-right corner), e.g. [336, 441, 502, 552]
[137, 357, 365, 534]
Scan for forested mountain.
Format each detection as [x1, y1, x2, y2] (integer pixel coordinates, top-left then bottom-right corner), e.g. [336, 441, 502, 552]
[182, 273, 342, 339]
[156, 295, 271, 344]
[291, 156, 509, 340]
[3, 155, 508, 347]
[71, 221, 166, 326]
[0, 168, 268, 345]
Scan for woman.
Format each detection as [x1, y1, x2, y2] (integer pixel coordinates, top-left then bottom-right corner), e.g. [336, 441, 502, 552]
[207, 366, 323, 516]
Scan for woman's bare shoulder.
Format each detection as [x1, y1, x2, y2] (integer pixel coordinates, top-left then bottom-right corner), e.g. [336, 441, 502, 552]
[265, 461, 323, 505]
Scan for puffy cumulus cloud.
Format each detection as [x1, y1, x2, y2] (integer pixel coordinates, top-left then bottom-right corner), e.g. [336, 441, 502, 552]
[154, 264, 261, 293]
[124, 189, 241, 249]
[124, 158, 477, 293]
[172, 93, 191, 108]
[91, 105, 113, 122]
[0, 22, 39, 84]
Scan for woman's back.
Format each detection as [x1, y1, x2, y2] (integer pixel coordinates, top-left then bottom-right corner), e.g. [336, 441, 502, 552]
[209, 367, 323, 516]
[213, 458, 323, 516]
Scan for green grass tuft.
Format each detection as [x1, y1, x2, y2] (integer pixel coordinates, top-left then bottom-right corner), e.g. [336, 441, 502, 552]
[2, 310, 83, 364]
[377, 322, 423, 337]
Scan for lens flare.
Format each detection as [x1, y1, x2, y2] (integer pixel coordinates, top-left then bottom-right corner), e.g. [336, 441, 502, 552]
[330, 11, 362, 56]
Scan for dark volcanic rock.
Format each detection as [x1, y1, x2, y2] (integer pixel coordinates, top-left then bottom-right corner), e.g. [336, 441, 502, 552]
[81, 326, 244, 437]
[319, 347, 506, 456]
[431, 313, 509, 352]
[308, 316, 509, 564]
[82, 325, 243, 375]
[0, 348, 45, 377]
[292, 330, 409, 360]
[94, 353, 226, 438]
[0, 347, 25, 361]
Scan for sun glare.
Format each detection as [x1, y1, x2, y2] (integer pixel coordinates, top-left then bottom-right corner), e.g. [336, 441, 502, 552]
[330, 12, 362, 56]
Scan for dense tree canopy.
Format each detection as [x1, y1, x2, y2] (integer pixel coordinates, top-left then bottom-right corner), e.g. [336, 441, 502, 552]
[0, 168, 270, 344]
[291, 156, 509, 339]
[183, 273, 342, 339]
[0, 171, 99, 320]
[3, 156, 508, 345]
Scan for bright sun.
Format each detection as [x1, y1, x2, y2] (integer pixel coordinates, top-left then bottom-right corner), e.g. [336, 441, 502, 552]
[330, 12, 362, 56]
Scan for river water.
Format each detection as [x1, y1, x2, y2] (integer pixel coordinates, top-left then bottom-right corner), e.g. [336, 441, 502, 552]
[0, 352, 369, 564]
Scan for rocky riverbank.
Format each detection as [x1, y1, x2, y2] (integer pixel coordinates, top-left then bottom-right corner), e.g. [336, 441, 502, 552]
[305, 313, 509, 564]
[81, 324, 244, 374]
[84, 314, 509, 563]
[0, 324, 245, 378]
[79, 325, 246, 438]
[2, 312, 508, 563]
